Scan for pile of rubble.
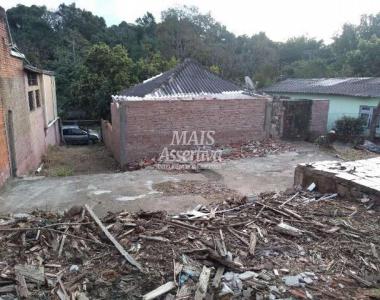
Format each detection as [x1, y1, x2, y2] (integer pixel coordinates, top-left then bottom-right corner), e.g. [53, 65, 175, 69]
[128, 139, 295, 170]
[0, 190, 379, 299]
[218, 139, 295, 160]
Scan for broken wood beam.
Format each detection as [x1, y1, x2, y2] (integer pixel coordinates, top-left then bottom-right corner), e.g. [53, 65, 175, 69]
[279, 192, 299, 208]
[249, 231, 257, 256]
[139, 235, 170, 243]
[195, 266, 211, 300]
[15, 272, 29, 299]
[275, 222, 302, 237]
[84, 204, 143, 271]
[227, 227, 249, 246]
[212, 266, 225, 289]
[142, 281, 176, 300]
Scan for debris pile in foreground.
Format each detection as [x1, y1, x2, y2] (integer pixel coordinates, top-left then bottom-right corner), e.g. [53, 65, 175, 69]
[0, 191, 379, 299]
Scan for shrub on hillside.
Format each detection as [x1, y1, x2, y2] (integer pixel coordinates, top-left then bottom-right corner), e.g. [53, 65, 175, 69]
[335, 116, 366, 141]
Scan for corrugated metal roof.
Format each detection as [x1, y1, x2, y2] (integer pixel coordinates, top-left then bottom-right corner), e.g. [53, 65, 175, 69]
[117, 58, 248, 99]
[263, 78, 380, 98]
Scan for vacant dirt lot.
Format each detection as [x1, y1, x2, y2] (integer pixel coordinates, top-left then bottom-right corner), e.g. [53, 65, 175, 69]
[0, 142, 338, 216]
[41, 145, 120, 176]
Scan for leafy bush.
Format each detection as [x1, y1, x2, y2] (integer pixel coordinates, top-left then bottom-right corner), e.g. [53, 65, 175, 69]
[335, 116, 366, 141]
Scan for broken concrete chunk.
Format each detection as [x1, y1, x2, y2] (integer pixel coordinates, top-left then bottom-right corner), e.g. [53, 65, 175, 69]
[246, 195, 258, 203]
[307, 182, 316, 192]
[69, 265, 79, 273]
[222, 272, 243, 293]
[219, 283, 234, 297]
[12, 213, 31, 221]
[238, 271, 258, 281]
[282, 275, 303, 287]
[301, 276, 313, 284]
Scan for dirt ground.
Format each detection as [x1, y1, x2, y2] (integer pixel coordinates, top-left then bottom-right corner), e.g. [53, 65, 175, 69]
[0, 142, 340, 216]
[41, 145, 120, 176]
[332, 142, 380, 161]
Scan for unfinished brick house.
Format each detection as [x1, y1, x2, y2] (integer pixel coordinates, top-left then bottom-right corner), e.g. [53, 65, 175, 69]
[103, 59, 330, 167]
[0, 7, 59, 186]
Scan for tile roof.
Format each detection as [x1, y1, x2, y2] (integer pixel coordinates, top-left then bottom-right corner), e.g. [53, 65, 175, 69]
[116, 58, 253, 100]
[263, 78, 380, 98]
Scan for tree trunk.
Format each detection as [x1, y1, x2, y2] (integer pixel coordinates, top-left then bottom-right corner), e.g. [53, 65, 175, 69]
[369, 102, 380, 141]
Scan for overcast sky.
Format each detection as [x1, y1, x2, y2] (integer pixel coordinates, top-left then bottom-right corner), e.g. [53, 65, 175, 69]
[3, 0, 380, 42]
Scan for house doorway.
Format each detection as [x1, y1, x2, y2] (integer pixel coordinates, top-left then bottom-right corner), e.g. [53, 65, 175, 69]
[282, 100, 312, 139]
[7, 110, 17, 176]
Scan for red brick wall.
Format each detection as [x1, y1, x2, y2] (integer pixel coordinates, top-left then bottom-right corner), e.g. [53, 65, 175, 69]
[0, 7, 51, 179]
[0, 8, 13, 183]
[111, 98, 268, 163]
[0, 99, 9, 186]
[311, 100, 329, 135]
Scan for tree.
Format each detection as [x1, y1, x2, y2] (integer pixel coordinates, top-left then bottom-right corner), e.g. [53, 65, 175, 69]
[135, 53, 177, 81]
[279, 36, 325, 66]
[7, 2, 380, 118]
[7, 4, 57, 66]
[72, 44, 135, 118]
[346, 37, 380, 76]
[282, 58, 332, 78]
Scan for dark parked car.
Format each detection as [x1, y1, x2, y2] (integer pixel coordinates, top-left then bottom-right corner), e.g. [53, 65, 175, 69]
[62, 125, 100, 145]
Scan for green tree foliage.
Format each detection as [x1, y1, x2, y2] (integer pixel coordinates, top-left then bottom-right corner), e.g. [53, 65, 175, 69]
[346, 37, 380, 76]
[135, 53, 178, 82]
[6, 4, 380, 118]
[72, 44, 134, 118]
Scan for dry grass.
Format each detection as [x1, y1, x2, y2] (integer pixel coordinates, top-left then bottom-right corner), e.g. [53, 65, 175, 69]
[42, 145, 120, 177]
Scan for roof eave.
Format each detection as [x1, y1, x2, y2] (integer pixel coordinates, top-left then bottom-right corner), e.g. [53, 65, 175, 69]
[264, 90, 380, 99]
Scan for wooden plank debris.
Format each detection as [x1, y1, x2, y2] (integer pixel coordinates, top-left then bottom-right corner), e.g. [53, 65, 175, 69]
[279, 192, 299, 208]
[58, 229, 68, 257]
[84, 204, 143, 271]
[0, 285, 16, 293]
[15, 271, 29, 299]
[57, 276, 69, 300]
[371, 243, 379, 261]
[14, 265, 45, 285]
[275, 222, 303, 237]
[0, 187, 379, 299]
[139, 235, 170, 242]
[249, 231, 257, 255]
[212, 266, 225, 289]
[194, 266, 211, 300]
[219, 230, 227, 257]
[142, 281, 176, 300]
[227, 227, 249, 246]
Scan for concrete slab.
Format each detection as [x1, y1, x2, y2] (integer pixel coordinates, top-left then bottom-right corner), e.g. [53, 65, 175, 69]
[209, 143, 335, 195]
[0, 142, 337, 215]
[0, 170, 209, 216]
[295, 157, 380, 202]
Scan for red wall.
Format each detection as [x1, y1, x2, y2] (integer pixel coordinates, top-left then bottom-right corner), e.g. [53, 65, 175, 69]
[0, 7, 58, 183]
[0, 99, 9, 186]
[311, 100, 329, 135]
[103, 98, 268, 164]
